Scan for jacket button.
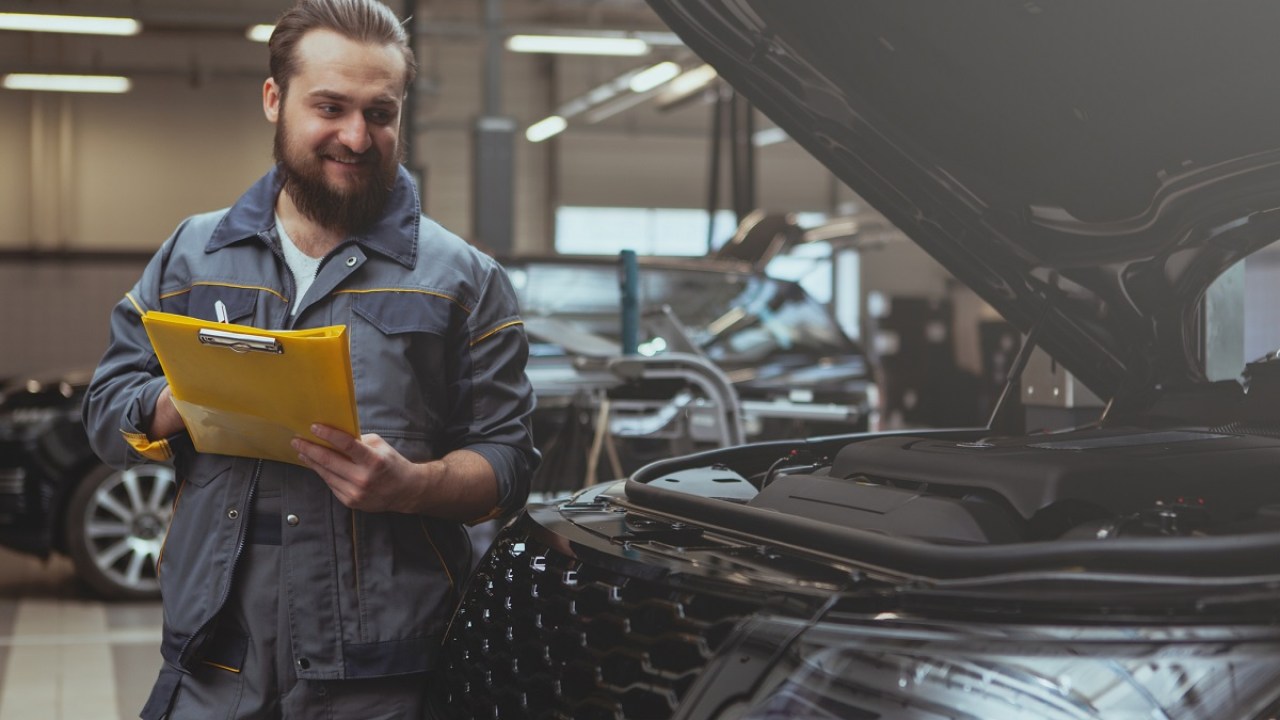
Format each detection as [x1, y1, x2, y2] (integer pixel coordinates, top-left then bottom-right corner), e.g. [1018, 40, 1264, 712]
[227, 508, 239, 519]
[286, 514, 300, 527]
[297, 658, 310, 670]
[345, 256, 358, 267]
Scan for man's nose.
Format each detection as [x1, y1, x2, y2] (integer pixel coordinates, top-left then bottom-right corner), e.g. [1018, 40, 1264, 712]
[338, 114, 372, 154]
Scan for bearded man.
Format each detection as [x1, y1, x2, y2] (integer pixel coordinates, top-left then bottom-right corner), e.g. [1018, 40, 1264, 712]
[82, 0, 537, 717]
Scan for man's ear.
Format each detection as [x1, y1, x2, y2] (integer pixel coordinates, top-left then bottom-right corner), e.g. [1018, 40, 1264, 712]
[263, 77, 282, 123]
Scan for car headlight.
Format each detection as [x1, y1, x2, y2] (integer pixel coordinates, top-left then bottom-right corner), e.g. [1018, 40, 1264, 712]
[711, 616, 1280, 720]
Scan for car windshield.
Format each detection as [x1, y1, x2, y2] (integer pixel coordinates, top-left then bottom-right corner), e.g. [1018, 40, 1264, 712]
[507, 261, 860, 364]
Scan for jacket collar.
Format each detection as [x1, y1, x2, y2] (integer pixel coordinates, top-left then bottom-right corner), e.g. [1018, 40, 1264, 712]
[205, 164, 421, 268]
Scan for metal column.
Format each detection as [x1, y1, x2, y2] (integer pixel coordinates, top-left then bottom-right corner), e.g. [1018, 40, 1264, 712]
[705, 88, 758, 248]
[472, 0, 516, 254]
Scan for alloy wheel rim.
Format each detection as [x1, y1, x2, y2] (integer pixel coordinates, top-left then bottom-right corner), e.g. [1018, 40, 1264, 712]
[83, 465, 176, 593]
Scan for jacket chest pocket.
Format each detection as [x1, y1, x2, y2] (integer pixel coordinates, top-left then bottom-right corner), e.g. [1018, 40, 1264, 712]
[348, 291, 461, 457]
[159, 284, 258, 324]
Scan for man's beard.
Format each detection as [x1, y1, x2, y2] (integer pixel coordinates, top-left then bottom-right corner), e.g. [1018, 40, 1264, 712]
[273, 115, 401, 234]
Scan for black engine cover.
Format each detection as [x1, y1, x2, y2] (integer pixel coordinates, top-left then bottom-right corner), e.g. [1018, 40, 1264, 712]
[746, 428, 1280, 544]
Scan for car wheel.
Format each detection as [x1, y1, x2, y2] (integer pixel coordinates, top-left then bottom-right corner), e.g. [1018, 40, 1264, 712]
[66, 463, 177, 600]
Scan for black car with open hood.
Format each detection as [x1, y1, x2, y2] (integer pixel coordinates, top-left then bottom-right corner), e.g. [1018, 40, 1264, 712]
[433, 4, 1280, 719]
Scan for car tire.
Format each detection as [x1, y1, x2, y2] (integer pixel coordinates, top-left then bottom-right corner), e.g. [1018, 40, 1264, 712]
[65, 463, 176, 601]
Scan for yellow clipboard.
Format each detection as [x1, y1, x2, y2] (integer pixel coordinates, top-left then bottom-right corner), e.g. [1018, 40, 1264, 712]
[141, 310, 360, 466]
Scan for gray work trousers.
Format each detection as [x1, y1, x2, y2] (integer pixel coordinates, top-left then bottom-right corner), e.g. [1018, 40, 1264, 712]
[160, 495, 430, 719]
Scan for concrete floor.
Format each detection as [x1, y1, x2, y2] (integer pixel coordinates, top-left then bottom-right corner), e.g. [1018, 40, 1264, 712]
[0, 547, 161, 720]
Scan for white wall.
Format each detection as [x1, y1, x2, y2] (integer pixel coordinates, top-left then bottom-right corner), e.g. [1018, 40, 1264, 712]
[74, 79, 272, 250]
[0, 261, 148, 377]
[0, 92, 31, 248]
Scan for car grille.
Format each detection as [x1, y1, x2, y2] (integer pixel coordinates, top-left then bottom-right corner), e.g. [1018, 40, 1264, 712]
[441, 522, 762, 720]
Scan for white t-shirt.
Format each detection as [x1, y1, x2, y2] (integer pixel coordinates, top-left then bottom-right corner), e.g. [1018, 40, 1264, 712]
[276, 214, 323, 318]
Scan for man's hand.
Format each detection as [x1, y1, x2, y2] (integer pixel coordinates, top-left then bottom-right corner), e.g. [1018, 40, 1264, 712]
[292, 425, 420, 513]
[149, 386, 185, 440]
[293, 424, 500, 521]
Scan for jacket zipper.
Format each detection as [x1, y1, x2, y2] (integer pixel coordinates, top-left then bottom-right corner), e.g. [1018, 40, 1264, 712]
[176, 458, 262, 666]
[155, 478, 188, 578]
[258, 230, 298, 329]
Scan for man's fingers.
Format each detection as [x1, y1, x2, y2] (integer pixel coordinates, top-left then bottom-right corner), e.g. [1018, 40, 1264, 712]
[297, 448, 356, 494]
[309, 423, 366, 456]
[295, 429, 399, 512]
[308, 423, 348, 445]
[293, 436, 354, 475]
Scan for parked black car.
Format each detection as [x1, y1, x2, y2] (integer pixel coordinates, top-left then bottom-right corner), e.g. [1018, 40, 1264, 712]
[434, 2, 1280, 718]
[0, 372, 176, 599]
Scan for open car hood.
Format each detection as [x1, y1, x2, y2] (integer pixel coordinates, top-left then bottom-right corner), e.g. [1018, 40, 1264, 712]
[645, 0, 1280, 401]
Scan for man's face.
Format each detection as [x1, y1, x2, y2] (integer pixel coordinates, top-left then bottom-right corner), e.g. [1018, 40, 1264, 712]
[263, 29, 407, 232]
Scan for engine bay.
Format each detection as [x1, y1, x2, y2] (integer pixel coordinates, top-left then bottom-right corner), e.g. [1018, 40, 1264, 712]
[631, 360, 1280, 547]
[743, 427, 1280, 544]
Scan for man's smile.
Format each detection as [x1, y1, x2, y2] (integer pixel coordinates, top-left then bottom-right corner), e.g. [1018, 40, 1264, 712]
[323, 154, 371, 166]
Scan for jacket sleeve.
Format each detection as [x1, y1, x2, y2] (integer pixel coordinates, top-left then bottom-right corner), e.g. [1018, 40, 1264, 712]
[445, 256, 539, 520]
[82, 221, 189, 470]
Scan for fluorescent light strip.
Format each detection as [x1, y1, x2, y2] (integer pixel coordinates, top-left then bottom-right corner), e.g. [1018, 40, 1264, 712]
[752, 127, 789, 147]
[554, 71, 637, 118]
[3, 74, 132, 94]
[525, 115, 567, 143]
[246, 24, 274, 42]
[506, 34, 648, 56]
[584, 92, 653, 124]
[0, 12, 140, 36]
[664, 64, 718, 97]
[629, 61, 681, 93]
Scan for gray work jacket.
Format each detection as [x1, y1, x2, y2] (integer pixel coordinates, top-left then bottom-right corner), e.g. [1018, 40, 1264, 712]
[82, 166, 537, 710]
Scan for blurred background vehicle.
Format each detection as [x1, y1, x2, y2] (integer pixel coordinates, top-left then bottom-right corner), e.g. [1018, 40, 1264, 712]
[0, 372, 175, 600]
[506, 254, 877, 492]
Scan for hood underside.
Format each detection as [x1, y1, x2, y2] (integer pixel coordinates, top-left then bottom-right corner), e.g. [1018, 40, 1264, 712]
[645, 0, 1280, 400]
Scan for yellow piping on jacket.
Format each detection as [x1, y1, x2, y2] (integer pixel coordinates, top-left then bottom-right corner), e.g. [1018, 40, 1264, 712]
[156, 478, 187, 579]
[420, 520, 455, 590]
[159, 281, 288, 304]
[471, 320, 523, 347]
[335, 287, 471, 314]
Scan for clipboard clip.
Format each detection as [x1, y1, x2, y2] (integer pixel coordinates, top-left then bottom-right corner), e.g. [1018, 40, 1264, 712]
[198, 328, 284, 355]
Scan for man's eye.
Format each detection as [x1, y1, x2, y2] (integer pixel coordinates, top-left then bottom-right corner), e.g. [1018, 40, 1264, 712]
[319, 104, 341, 115]
[367, 110, 392, 125]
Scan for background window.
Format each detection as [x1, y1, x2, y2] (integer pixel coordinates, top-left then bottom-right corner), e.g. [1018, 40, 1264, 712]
[555, 206, 738, 256]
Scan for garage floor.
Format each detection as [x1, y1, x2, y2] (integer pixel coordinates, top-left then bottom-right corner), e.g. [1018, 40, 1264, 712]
[0, 547, 161, 720]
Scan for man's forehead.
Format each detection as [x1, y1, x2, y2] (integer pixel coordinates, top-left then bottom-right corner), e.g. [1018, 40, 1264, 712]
[291, 28, 407, 93]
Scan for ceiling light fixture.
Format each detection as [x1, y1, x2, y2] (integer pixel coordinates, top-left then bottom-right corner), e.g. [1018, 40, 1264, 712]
[662, 64, 717, 98]
[3, 73, 132, 93]
[524, 58, 695, 140]
[0, 12, 140, 36]
[246, 24, 274, 42]
[525, 115, 567, 143]
[628, 61, 681, 93]
[583, 92, 654, 124]
[654, 64, 720, 111]
[506, 34, 648, 56]
[752, 127, 789, 147]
